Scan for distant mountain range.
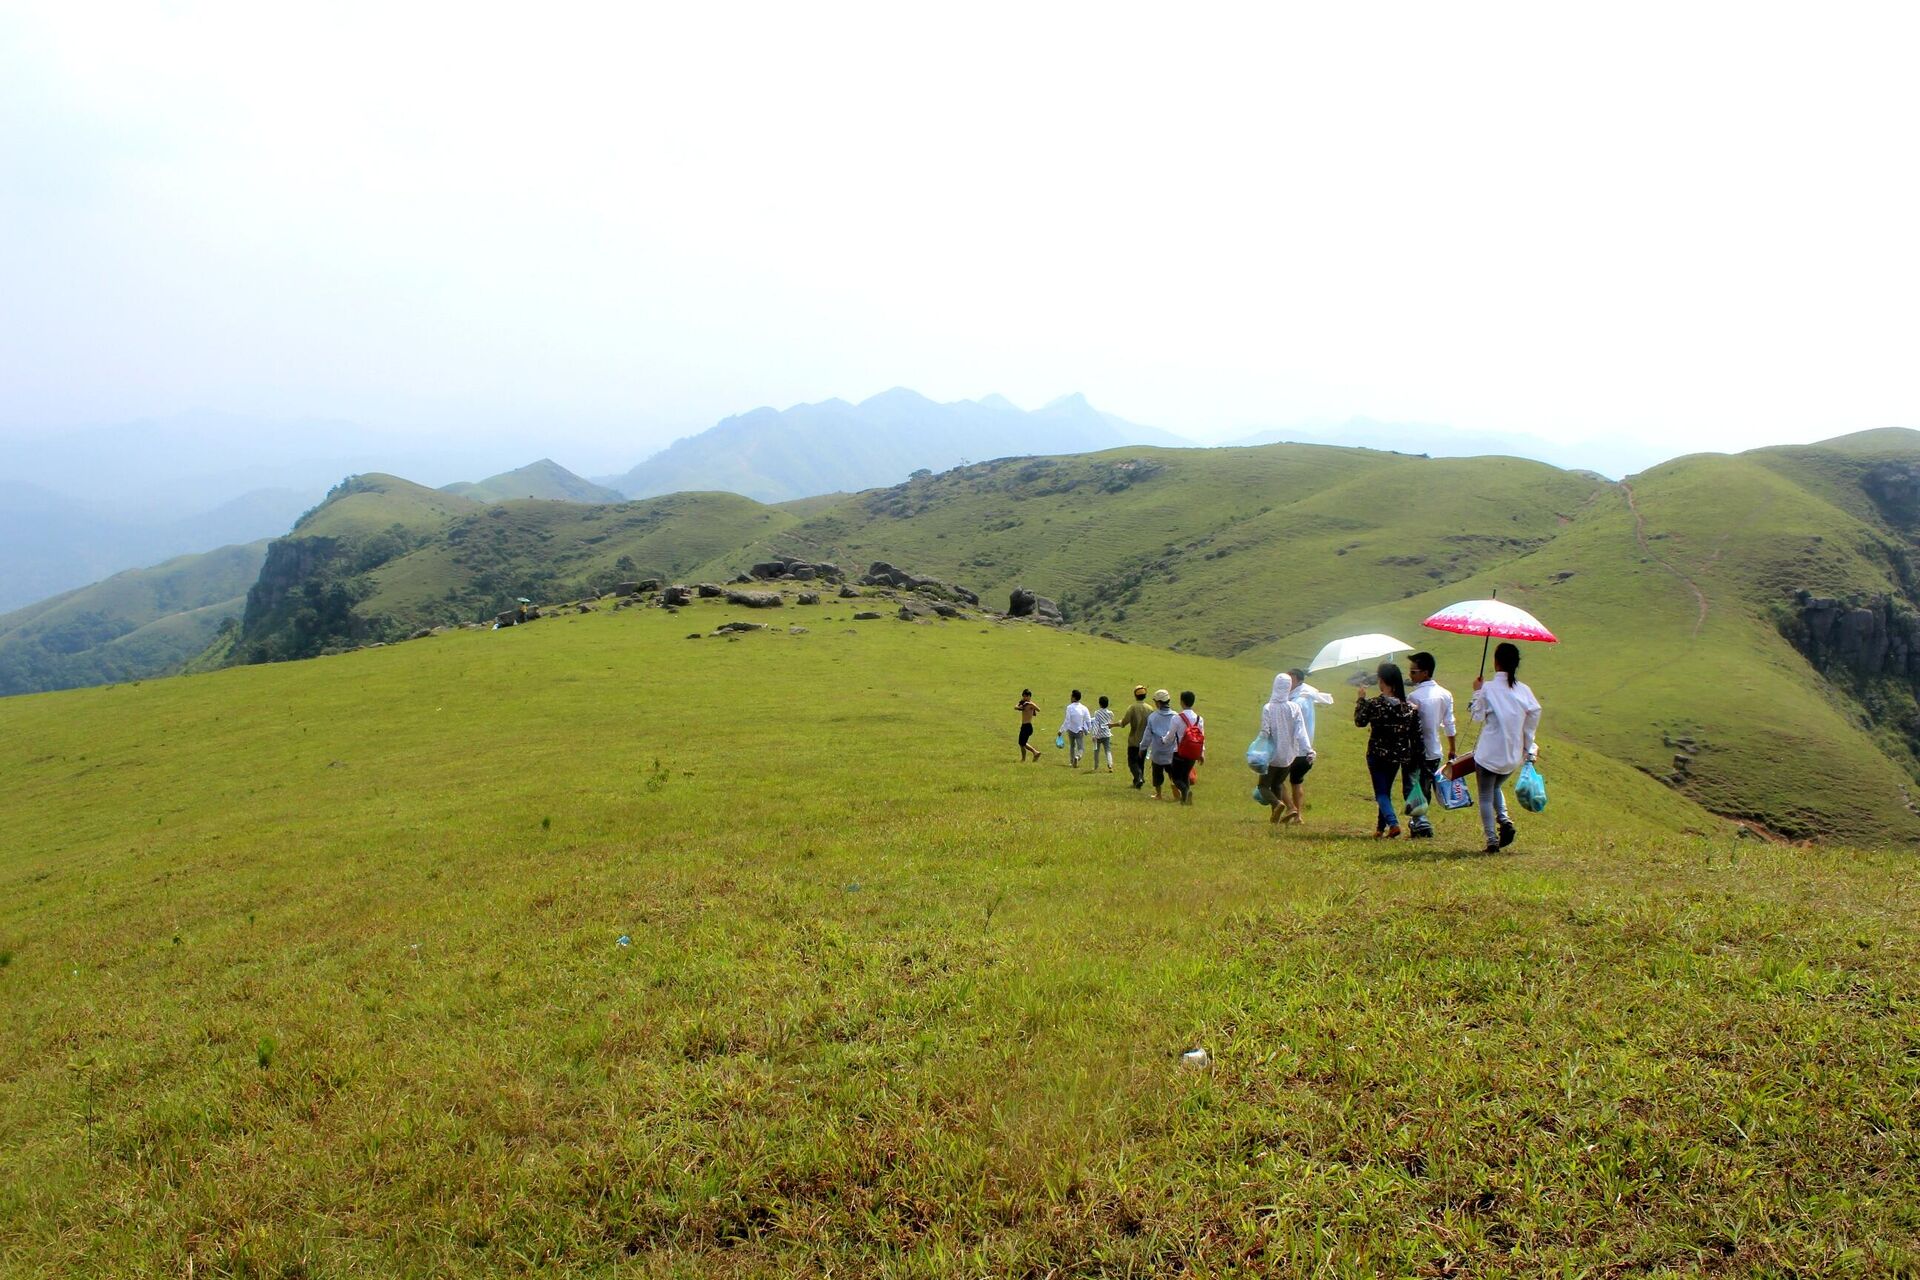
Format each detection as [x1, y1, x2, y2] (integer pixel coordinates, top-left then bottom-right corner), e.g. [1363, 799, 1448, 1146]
[605, 389, 1190, 501]
[0, 481, 315, 614]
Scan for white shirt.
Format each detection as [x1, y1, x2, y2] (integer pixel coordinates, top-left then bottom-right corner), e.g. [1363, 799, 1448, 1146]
[1290, 681, 1333, 740]
[1468, 677, 1541, 774]
[1260, 696, 1310, 766]
[1060, 701, 1093, 734]
[1091, 707, 1114, 739]
[1407, 678, 1457, 762]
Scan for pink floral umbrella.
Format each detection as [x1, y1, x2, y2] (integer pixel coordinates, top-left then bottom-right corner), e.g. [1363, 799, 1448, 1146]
[1422, 596, 1557, 676]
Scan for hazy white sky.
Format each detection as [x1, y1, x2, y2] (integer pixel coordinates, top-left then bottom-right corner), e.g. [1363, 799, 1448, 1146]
[3, 1, 1916, 469]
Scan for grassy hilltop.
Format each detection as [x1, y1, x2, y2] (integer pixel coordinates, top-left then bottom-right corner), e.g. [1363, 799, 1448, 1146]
[40, 429, 1920, 843]
[4, 601, 1918, 1276]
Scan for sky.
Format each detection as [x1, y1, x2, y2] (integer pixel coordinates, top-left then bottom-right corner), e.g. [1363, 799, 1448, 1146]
[3, 1, 1918, 474]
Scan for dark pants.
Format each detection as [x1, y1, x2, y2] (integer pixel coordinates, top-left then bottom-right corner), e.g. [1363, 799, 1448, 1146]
[1407, 756, 1442, 833]
[1018, 723, 1034, 751]
[1167, 757, 1195, 798]
[1127, 743, 1147, 787]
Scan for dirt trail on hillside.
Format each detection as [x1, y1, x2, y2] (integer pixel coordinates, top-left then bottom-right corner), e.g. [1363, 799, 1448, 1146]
[1620, 481, 1710, 636]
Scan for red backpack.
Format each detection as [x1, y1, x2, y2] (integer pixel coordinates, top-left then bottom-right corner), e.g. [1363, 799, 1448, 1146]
[1174, 710, 1206, 761]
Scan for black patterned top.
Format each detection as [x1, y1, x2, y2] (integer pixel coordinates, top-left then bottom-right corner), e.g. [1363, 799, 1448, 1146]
[1354, 694, 1423, 765]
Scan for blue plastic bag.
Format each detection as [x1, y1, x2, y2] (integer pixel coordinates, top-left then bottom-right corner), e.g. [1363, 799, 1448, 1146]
[1246, 734, 1275, 772]
[1054, 732, 1065, 749]
[1436, 770, 1473, 810]
[1253, 784, 1273, 807]
[1515, 762, 1548, 813]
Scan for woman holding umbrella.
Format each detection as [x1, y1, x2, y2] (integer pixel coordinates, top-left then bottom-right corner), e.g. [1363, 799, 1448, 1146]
[1470, 642, 1542, 852]
[1421, 595, 1554, 852]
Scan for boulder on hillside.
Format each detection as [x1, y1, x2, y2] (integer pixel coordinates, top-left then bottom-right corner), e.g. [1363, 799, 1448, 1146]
[724, 589, 783, 608]
[1008, 587, 1036, 617]
[797, 591, 820, 605]
[663, 585, 694, 606]
[714, 620, 765, 633]
[838, 585, 860, 599]
[696, 582, 723, 598]
[853, 611, 883, 620]
[614, 581, 640, 596]
[1034, 596, 1064, 623]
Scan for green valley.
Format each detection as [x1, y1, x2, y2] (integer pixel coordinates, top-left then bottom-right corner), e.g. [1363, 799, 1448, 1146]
[3, 596, 1916, 1276]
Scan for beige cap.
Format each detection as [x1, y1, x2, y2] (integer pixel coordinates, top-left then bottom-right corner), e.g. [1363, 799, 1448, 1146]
[1153, 688, 1171, 704]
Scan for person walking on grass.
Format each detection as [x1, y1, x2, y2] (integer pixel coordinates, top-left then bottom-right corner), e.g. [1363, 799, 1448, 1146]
[1405, 651, 1457, 840]
[1259, 672, 1311, 825]
[1354, 661, 1423, 838]
[1469, 642, 1542, 853]
[1287, 668, 1333, 818]
[1118, 685, 1152, 788]
[1060, 690, 1093, 767]
[1144, 689, 1180, 800]
[1015, 689, 1043, 762]
[1159, 690, 1205, 805]
[1091, 695, 1116, 773]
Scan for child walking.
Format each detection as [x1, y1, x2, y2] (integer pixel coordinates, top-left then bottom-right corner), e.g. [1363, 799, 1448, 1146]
[1091, 695, 1116, 772]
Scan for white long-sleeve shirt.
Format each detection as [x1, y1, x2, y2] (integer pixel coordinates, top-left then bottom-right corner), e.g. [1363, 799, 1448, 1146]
[1259, 672, 1310, 765]
[1468, 677, 1540, 774]
[1407, 678, 1457, 762]
[1259, 696, 1310, 767]
[1291, 681, 1334, 740]
[1060, 701, 1093, 734]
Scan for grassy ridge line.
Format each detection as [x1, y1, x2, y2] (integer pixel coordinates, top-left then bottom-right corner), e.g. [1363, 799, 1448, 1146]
[7, 605, 1919, 1275]
[1270, 466, 1920, 844]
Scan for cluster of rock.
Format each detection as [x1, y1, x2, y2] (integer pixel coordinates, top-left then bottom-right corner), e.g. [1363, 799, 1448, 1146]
[1788, 590, 1920, 679]
[450, 560, 1080, 646]
[859, 562, 979, 605]
[745, 557, 845, 583]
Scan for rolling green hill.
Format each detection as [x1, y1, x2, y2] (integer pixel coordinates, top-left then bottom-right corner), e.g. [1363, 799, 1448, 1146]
[4, 599, 1917, 1275]
[31, 432, 1920, 843]
[231, 476, 798, 662]
[681, 436, 1920, 843]
[442, 458, 626, 505]
[0, 541, 268, 696]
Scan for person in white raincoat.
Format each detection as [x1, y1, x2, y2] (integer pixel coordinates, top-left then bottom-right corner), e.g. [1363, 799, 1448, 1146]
[1259, 673, 1311, 825]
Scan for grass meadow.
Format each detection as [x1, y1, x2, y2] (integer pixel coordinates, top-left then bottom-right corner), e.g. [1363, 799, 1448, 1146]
[2, 600, 1918, 1277]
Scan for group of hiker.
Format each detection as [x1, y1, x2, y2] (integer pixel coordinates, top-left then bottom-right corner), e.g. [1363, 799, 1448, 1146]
[1016, 685, 1210, 803]
[1016, 643, 1543, 852]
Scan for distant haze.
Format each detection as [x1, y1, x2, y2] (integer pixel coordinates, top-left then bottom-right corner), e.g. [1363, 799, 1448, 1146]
[2, 2, 1917, 468]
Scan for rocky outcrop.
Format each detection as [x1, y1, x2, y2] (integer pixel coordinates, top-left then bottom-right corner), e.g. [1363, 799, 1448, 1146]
[1789, 590, 1920, 678]
[1007, 586, 1065, 624]
[748, 557, 844, 583]
[724, 589, 783, 609]
[662, 585, 694, 607]
[859, 562, 979, 605]
[1864, 462, 1920, 527]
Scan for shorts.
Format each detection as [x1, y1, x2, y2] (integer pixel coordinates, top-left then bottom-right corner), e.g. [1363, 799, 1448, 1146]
[1288, 756, 1314, 784]
[1018, 723, 1034, 745]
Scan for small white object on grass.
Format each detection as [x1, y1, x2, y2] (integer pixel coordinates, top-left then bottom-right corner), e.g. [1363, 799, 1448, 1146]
[1181, 1048, 1210, 1068]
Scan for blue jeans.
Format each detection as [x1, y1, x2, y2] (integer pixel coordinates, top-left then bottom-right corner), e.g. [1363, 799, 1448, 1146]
[1368, 756, 1412, 830]
[1476, 765, 1512, 843]
[1067, 731, 1087, 765]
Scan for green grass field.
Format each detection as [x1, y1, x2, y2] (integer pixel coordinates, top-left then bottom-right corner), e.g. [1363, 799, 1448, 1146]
[4, 600, 1917, 1277]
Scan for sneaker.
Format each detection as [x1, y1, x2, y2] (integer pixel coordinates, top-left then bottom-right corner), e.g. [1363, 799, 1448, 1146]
[1409, 826, 1433, 840]
[1498, 819, 1516, 848]
[1484, 839, 1502, 854]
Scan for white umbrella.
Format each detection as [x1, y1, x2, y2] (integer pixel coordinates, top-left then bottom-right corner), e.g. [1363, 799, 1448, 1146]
[1306, 633, 1416, 673]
